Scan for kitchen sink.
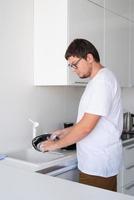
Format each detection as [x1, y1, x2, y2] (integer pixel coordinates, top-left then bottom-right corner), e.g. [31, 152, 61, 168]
[1, 148, 65, 171]
[8, 148, 64, 164]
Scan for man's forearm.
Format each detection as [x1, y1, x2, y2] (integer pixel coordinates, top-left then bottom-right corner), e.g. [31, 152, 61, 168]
[55, 123, 89, 149]
[40, 113, 100, 152]
[55, 113, 100, 149]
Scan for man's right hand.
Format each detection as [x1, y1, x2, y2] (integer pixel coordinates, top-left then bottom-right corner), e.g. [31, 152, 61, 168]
[50, 126, 73, 140]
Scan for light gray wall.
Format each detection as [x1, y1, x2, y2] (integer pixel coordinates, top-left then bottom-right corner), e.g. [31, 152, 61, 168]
[0, 0, 84, 153]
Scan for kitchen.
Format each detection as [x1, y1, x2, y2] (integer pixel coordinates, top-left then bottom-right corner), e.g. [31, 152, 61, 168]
[0, 0, 134, 199]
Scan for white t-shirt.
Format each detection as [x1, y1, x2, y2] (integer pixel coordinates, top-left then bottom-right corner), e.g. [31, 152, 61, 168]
[77, 67, 123, 177]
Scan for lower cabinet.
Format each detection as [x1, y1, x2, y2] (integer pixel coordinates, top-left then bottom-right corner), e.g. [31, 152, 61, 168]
[55, 168, 79, 182]
[123, 182, 134, 195]
[36, 163, 79, 182]
[117, 140, 134, 196]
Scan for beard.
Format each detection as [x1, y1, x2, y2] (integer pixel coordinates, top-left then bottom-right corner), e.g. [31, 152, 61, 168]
[76, 69, 91, 79]
[79, 76, 88, 79]
[79, 72, 91, 79]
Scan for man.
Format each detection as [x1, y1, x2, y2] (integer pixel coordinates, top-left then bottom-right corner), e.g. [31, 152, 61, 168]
[40, 39, 123, 191]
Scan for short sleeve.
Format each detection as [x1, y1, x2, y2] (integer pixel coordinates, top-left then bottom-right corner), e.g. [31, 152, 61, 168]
[85, 80, 113, 116]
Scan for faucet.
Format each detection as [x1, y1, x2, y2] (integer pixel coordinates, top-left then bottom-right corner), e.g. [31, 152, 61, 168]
[29, 119, 39, 139]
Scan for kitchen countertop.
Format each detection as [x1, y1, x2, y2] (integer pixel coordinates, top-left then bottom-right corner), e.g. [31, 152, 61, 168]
[0, 139, 134, 199]
[0, 149, 77, 171]
[0, 164, 134, 200]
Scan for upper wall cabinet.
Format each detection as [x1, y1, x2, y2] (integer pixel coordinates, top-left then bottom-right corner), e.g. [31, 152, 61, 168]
[89, 0, 104, 7]
[34, 0, 133, 87]
[68, 0, 104, 84]
[34, 0, 68, 86]
[105, 0, 130, 19]
[130, 0, 134, 21]
[105, 10, 130, 87]
[129, 1, 134, 86]
[130, 21, 134, 86]
[34, 0, 104, 86]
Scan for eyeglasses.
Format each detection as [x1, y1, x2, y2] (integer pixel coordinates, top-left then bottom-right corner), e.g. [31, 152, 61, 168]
[68, 58, 82, 69]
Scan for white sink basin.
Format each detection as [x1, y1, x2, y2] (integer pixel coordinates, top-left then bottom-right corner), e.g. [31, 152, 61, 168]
[8, 148, 64, 164]
[2, 148, 65, 171]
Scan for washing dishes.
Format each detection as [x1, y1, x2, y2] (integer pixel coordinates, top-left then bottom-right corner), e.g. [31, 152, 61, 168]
[40, 39, 123, 192]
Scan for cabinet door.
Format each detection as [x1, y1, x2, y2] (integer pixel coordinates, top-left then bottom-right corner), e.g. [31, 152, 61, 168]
[68, 0, 104, 84]
[124, 182, 134, 196]
[130, 22, 134, 86]
[105, 0, 130, 19]
[124, 164, 134, 186]
[105, 10, 130, 87]
[124, 143, 134, 167]
[130, 0, 134, 21]
[34, 0, 68, 85]
[55, 168, 79, 182]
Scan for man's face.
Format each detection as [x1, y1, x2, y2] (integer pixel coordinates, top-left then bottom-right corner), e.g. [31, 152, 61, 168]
[68, 56, 92, 79]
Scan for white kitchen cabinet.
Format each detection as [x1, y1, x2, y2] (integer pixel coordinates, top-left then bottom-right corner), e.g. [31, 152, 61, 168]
[118, 140, 134, 196]
[54, 167, 79, 182]
[130, 0, 134, 21]
[105, 10, 130, 87]
[34, 0, 104, 85]
[129, 1, 134, 87]
[105, 0, 130, 19]
[123, 182, 134, 196]
[34, 0, 133, 87]
[68, 0, 105, 84]
[34, 0, 68, 86]
[129, 21, 134, 86]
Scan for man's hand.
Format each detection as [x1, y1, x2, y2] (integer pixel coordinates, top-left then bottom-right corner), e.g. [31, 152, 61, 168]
[39, 127, 73, 152]
[40, 113, 100, 151]
[40, 139, 59, 152]
[50, 126, 73, 140]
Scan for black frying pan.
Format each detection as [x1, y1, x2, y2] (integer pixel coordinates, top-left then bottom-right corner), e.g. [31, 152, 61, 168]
[32, 133, 76, 152]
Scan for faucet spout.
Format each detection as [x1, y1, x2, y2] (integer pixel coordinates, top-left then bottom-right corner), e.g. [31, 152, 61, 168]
[29, 118, 39, 139]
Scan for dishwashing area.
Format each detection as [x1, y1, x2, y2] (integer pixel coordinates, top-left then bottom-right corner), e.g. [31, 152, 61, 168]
[0, 119, 78, 182]
[1, 148, 78, 181]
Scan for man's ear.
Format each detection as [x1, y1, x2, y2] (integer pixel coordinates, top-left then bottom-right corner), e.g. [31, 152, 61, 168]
[86, 53, 94, 63]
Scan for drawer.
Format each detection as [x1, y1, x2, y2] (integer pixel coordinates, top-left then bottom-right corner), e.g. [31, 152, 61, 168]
[123, 164, 134, 185]
[56, 168, 79, 182]
[123, 182, 134, 196]
[123, 144, 134, 166]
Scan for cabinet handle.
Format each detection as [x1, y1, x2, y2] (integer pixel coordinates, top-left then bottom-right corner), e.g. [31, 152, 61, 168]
[47, 164, 77, 176]
[126, 164, 134, 170]
[87, 0, 103, 8]
[125, 183, 134, 190]
[74, 81, 87, 84]
[126, 145, 134, 150]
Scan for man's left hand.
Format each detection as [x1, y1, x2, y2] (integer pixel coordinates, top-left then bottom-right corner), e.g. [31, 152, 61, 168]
[40, 139, 59, 152]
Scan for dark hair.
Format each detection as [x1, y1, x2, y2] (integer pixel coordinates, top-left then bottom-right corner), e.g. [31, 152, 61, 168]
[65, 38, 100, 62]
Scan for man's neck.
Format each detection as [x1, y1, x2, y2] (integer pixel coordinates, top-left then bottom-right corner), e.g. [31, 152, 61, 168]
[90, 63, 103, 78]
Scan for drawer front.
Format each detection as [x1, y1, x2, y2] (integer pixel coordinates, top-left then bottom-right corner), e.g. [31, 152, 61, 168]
[123, 164, 134, 185]
[56, 168, 79, 182]
[123, 144, 134, 166]
[123, 182, 134, 196]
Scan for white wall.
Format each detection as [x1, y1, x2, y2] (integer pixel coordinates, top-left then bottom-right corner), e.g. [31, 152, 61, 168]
[0, 0, 84, 153]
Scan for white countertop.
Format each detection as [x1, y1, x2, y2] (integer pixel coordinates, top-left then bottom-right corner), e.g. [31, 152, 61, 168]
[0, 149, 77, 171]
[0, 164, 133, 200]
